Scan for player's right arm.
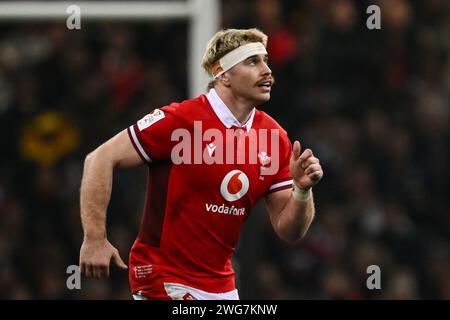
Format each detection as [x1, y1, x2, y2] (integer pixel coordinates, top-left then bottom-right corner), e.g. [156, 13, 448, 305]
[79, 129, 144, 278]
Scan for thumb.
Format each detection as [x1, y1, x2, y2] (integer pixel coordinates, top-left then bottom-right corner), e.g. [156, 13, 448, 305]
[112, 250, 128, 270]
[292, 140, 301, 160]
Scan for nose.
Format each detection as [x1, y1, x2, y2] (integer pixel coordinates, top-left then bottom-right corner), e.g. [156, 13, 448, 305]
[261, 61, 271, 75]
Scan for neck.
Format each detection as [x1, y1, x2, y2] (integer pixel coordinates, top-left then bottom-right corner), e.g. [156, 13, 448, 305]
[214, 87, 254, 125]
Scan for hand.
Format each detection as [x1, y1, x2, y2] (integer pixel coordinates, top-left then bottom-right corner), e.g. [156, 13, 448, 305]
[79, 238, 128, 278]
[290, 141, 323, 191]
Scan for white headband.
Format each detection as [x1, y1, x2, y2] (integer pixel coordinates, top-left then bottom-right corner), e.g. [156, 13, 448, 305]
[213, 42, 268, 79]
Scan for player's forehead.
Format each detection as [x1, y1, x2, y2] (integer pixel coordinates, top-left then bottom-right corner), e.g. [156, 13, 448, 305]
[241, 53, 269, 63]
[231, 54, 268, 72]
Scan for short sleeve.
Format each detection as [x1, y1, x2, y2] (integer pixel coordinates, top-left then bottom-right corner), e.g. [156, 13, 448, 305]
[266, 132, 293, 195]
[127, 104, 186, 163]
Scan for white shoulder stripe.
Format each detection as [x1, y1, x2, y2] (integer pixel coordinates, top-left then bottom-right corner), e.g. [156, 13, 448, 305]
[129, 125, 152, 163]
[269, 179, 293, 190]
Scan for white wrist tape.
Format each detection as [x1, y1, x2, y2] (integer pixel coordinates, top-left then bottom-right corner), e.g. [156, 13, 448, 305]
[213, 42, 268, 79]
[292, 185, 311, 202]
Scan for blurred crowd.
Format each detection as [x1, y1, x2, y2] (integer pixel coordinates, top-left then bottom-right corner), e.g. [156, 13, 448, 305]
[0, 0, 449, 299]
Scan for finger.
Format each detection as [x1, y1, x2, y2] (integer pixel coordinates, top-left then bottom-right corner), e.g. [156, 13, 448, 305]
[85, 264, 93, 278]
[292, 140, 301, 160]
[98, 264, 109, 278]
[305, 163, 321, 175]
[112, 251, 128, 270]
[97, 265, 107, 279]
[299, 149, 313, 162]
[92, 266, 101, 279]
[305, 164, 322, 175]
[308, 170, 323, 181]
[103, 265, 110, 278]
[80, 262, 86, 275]
[301, 156, 320, 169]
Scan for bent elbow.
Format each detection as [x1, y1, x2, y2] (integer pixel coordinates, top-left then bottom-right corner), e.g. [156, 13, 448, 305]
[84, 145, 117, 170]
[84, 149, 98, 167]
[275, 222, 309, 243]
[83, 148, 105, 169]
[84, 151, 94, 164]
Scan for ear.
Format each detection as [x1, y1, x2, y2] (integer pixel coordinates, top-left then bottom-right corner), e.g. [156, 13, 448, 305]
[219, 73, 231, 87]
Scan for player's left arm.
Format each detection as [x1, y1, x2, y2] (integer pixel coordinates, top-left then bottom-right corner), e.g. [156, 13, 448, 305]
[265, 141, 323, 242]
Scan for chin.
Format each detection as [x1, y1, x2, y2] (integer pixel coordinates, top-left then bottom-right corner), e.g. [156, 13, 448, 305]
[245, 91, 271, 106]
[257, 92, 271, 103]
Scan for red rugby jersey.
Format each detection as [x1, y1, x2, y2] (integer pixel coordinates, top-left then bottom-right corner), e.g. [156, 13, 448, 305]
[127, 89, 293, 294]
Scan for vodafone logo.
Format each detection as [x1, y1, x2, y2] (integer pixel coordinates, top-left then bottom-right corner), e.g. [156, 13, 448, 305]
[220, 170, 250, 202]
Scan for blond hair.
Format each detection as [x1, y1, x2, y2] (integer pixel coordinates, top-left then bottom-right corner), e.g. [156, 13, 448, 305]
[201, 28, 268, 90]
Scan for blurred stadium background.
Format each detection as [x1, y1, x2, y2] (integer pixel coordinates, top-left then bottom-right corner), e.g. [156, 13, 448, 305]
[0, 0, 449, 299]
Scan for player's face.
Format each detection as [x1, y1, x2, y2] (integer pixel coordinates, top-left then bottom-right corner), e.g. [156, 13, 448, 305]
[227, 54, 273, 105]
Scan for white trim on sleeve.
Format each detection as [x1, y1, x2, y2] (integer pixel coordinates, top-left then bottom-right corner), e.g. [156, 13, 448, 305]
[269, 179, 293, 191]
[129, 125, 152, 163]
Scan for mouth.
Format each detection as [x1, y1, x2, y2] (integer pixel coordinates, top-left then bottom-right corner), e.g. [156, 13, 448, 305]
[256, 80, 273, 90]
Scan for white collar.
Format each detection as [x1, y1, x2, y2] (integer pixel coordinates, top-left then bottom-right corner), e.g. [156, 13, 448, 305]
[206, 88, 255, 132]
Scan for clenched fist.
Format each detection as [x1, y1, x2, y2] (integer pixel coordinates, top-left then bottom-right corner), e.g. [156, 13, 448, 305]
[290, 141, 323, 191]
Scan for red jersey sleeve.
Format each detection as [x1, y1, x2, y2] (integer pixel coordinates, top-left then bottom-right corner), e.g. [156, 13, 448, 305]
[127, 104, 187, 163]
[266, 132, 293, 195]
